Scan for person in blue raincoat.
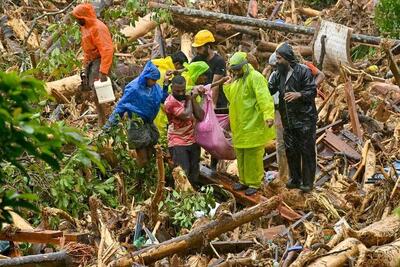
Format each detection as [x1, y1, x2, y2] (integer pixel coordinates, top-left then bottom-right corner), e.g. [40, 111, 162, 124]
[105, 61, 168, 166]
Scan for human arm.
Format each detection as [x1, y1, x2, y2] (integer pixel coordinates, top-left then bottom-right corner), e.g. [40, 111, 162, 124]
[191, 86, 205, 121]
[284, 67, 317, 103]
[92, 26, 114, 77]
[268, 71, 280, 96]
[253, 73, 275, 127]
[210, 57, 226, 105]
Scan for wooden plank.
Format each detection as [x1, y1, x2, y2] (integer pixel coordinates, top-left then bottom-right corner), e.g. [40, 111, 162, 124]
[199, 166, 302, 221]
[0, 229, 90, 245]
[344, 81, 363, 138]
[0, 230, 62, 244]
[322, 130, 361, 162]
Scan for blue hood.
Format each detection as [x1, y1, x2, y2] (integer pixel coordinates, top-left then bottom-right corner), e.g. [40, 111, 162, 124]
[138, 61, 161, 86]
[107, 61, 167, 125]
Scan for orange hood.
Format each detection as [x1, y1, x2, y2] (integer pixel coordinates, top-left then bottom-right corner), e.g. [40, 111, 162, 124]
[72, 4, 97, 25]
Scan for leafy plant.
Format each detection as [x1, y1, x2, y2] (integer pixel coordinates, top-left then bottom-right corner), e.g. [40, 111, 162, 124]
[36, 21, 81, 80]
[161, 186, 216, 229]
[375, 0, 400, 39]
[0, 71, 103, 227]
[351, 45, 377, 61]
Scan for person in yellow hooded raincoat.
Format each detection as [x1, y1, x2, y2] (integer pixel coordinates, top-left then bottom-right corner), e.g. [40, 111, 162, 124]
[223, 52, 275, 196]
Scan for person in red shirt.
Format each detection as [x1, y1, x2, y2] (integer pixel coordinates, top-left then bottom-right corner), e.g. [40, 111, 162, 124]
[72, 3, 114, 126]
[164, 75, 205, 187]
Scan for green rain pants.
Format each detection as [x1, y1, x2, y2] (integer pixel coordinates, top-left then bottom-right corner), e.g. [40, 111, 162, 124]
[235, 145, 265, 188]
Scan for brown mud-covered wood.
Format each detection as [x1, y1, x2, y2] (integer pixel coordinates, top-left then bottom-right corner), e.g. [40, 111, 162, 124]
[0, 251, 72, 267]
[307, 238, 365, 267]
[356, 239, 400, 267]
[108, 196, 280, 266]
[344, 215, 400, 247]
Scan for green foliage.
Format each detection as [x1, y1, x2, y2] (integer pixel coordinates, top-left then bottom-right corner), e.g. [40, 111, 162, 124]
[0, 190, 38, 226]
[0, 71, 104, 227]
[0, 72, 81, 172]
[375, 0, 400, 39]
[351, 45, 377, 61]
[36, 22, 81, 80]
[160, 186, 216, 229]
[97, 119, 160, 202]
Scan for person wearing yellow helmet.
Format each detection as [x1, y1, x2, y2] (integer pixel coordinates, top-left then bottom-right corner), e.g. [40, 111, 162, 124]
[192, 29, 228, 173]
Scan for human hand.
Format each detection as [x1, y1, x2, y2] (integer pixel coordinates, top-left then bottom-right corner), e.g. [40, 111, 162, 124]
[265, 119, 274, 128]
[192, 85, 205, 96]
[284, 92, 301, 102]
[224, 76, 233, 84]
[100, 73, 108, 82]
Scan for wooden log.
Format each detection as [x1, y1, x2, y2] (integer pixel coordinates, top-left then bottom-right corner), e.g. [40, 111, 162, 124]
[0, 229, 89, 245]
[45, 75, 81, 102]
[356, 238, 400, 267]
[384, 45, 400, 86]
[297, 7, 321, 17]
[148, 2, 399, 46]
[120, 13, 157, 41]
[149, 145, 166, 226]
[344, 215, 400, 247]
[344, 81, 362, 138]
[0, 251, 72, 267]
[257, 41, 312, 56]
[308, 238, 365, 267]
[108, 196, 280, 266]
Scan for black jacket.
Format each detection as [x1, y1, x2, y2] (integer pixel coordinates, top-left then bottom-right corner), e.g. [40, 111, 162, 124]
[269, 63, 317, 129]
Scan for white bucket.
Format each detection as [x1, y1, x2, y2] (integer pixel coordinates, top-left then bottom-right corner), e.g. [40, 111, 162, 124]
[94, 77, 115, 104]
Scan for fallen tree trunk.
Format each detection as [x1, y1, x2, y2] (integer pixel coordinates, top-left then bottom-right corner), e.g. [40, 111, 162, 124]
[344, 215, 400, 247]
[307, 238, 365, 267]
[0, 251, 72, 267]
[356, 238, 400, 267]
[108, 196, 280, 266]
[45, 74, 81, 103]
[257, 41, 312, 56]
[148, 2, 400, 46]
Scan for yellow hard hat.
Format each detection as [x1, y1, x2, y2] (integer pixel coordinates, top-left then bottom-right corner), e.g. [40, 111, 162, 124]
[192, 30, 215, 47]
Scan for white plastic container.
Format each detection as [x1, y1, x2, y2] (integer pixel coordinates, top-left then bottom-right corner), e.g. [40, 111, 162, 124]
[94, 77, 115, 104]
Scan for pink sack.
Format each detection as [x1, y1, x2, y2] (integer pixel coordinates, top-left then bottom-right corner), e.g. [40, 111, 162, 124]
[195, 85, 236, 160]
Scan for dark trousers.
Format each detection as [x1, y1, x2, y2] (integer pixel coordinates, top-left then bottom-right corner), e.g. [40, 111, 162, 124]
[170, 144, 201, 187]
[283, 125, 316, 187]
[84, 58, 107, 126]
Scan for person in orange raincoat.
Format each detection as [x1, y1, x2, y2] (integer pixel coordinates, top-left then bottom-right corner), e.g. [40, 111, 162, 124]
[72, 3, 114, 126]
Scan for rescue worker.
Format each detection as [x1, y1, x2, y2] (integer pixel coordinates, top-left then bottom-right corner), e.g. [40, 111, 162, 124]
[105, 61, 168, 167]
[72, 3, 114, 126]
[164, 75, 205, 187]
[191, 30, 227, 173]
[268, 52, 325, 183]
[182, 61, 211, 91]
[224, 52, 275, 196]
[268, 43, 317, 193]
[171, 51, 189, 71]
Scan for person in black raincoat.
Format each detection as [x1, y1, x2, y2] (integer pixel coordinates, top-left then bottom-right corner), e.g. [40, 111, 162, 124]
[268, 43, 317, 193]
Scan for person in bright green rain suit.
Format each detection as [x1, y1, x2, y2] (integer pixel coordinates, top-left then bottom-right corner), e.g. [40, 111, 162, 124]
[224, 52, 275, 196]
[182, 61, 210, 92]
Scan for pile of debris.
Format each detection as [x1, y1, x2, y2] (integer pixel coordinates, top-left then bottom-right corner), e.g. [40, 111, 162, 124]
[1, 0, 400, 266]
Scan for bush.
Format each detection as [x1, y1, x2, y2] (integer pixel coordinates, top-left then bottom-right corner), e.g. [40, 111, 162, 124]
[375, 0, 400, 39]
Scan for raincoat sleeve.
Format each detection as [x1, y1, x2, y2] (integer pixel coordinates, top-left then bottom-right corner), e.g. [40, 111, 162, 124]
[252, 72, 274, 121]
[268, 71, 279, 96]
[299, 68, 317, 102]
[106, 87, 134, 126]
[92, 26, 114, 75]
[161, 84, 169, 103]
